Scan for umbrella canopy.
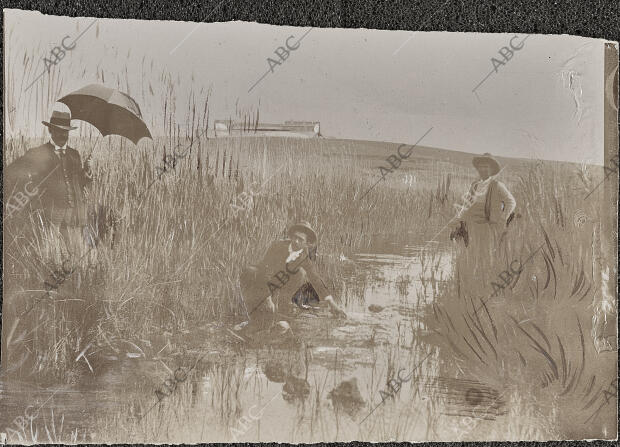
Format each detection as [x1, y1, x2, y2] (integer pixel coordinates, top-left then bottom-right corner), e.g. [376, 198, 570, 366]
[58, 84, 152, 145]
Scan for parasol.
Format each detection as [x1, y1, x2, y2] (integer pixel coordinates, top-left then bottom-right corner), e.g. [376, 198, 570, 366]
[58, 84, 152, 145]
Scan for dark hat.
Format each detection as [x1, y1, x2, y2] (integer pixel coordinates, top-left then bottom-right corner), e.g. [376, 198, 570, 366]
[288, 221, 317, 245]
[472, 153, 501, 176]
[42, 110, 77, 131]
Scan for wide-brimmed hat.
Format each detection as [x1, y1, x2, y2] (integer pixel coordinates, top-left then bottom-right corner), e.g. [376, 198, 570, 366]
[288, 221, 317, 245]
[42, 110, 77, 131]
[472, 153, 501, 176]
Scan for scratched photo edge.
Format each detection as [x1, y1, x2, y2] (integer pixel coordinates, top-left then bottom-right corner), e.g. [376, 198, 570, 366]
[1, 10, 618, 444]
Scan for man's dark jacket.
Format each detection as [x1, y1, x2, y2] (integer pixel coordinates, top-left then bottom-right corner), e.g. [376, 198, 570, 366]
[240, 240, 330, 311]
[4, 142, 91, 226]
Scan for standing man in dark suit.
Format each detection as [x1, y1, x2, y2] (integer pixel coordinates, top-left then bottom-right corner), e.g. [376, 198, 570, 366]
[4, 109, 93, 256]
[237, 221, 347, 334]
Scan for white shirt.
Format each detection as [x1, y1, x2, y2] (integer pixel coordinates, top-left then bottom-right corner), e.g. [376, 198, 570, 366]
[460, 177, 517, 224]
[52, 141, 67, 157]
[286, 244, 304, 264]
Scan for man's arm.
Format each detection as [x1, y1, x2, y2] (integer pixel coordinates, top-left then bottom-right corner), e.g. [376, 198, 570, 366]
[301, 259, 331, 300]
[304, 265, 346, 317]
[70, 149, 92, 188]
[258, 240, 286, 274]
[3, 150, 50, 207]
[4, 155, 32, 198]
[292, 247, 347, 318]
[496, 181, 516, 219]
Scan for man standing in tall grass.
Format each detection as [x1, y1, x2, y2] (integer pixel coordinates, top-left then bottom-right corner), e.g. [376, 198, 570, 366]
[451, 153, 517, 253]
[4, 107, 93, 258]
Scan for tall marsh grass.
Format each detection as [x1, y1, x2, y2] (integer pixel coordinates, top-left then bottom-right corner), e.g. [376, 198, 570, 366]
[431, 162, 616, 439]
[3, 130, 455, 381]
[3, 24, 615, 442]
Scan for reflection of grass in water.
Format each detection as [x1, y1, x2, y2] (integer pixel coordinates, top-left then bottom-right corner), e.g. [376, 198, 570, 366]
[98, 344, 434, 442]
[418, 248, 444, 303]
[395, 274, 411, 299]
[98, 324, 558, 443]
[431, 163, 615, 439]
[112, 359, 252, 443]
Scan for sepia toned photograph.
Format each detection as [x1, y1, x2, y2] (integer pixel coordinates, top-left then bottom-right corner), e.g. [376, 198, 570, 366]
[1, 8, 618, 444]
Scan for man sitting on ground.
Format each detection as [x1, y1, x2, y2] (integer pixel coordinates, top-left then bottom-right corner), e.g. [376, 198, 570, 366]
[236, 221, 347, 334]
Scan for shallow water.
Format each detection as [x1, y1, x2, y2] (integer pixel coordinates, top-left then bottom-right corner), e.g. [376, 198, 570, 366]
[0, 238, 511, 443]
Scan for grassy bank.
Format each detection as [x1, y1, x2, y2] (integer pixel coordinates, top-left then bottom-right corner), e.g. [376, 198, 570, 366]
[3, 133, 615, 441]
[430, 162, 617, 439]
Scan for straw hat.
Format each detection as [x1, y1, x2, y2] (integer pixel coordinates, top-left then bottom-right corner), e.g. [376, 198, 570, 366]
[287, 221, 317, 245]
[42, 110, 77, 131]
[472, 153, 501, 176]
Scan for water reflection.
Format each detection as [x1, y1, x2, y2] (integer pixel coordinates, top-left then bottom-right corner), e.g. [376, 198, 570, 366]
[1, 239, 508, 443]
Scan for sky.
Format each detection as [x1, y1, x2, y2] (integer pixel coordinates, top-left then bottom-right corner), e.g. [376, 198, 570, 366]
[4, 9, 611, 163]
